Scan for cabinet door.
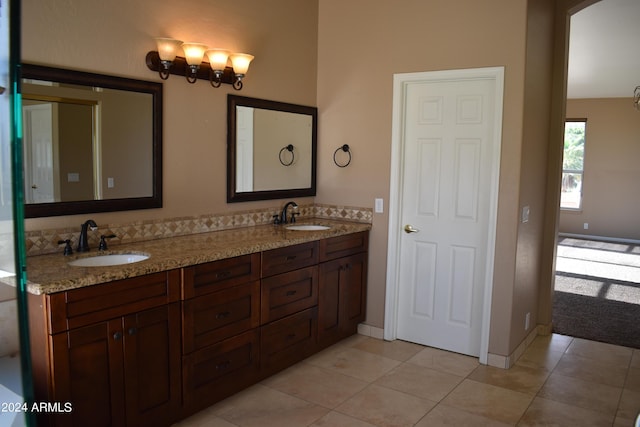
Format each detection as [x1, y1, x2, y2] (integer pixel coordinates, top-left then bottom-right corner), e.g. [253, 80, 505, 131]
[50, 318, 125, 427]
[123, 303, 181, 427]
[318, 252, 367, 348]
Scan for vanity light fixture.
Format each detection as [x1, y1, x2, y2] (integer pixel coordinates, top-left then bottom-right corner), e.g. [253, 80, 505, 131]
[147, 38, 254, 90]
[634, 86, 640, 111]
[181, 42, 208, 83]
[155, 38, 183, 80]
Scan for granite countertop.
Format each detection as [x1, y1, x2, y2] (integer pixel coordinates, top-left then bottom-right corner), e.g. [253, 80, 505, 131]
[23, 219, 371, 295]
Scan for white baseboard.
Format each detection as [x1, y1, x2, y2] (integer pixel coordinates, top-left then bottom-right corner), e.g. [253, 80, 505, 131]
[486, 325, 542, 369]
[357, 323, 385, 340]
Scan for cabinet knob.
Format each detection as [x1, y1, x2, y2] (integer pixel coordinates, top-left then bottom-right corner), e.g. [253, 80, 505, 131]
[215, 311, 231, 320]
[285, 290, 297, 296]
[128, 327, 137, 335]
[216, 361, 231, 371]
[113, 332, 123, 340]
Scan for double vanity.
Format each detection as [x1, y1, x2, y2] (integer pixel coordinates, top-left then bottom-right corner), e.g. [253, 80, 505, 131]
[25, 220, 369, 426]
[19, 62, 361, 426]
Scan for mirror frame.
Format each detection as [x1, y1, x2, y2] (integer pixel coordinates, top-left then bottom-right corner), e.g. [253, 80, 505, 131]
[227, 95, 317, 203]
[21, 64, 163, 218]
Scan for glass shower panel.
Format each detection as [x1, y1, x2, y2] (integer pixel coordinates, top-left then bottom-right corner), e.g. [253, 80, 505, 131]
[0, 0, 33, 426]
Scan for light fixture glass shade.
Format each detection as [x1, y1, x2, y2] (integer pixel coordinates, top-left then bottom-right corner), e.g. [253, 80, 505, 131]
[181, 42, 208, 65]
[229, 53, 254, 75]
[206, 49, 231, 71]
[155, 38, 183, 61]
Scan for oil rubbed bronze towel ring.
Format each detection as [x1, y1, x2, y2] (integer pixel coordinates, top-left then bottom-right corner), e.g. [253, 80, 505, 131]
[333, 144, 352, 167]
[279, 144, 295, 166]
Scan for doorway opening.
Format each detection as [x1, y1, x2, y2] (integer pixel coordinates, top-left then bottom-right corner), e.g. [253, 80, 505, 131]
[551, 0, 640, 349]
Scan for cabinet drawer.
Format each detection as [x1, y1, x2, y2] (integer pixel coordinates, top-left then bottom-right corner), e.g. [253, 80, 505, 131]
[182, 253, 260, 299]
[182, 329, 260, 414]
[182, 281, 260, 354]
[47, 270, 181, 334]
[319, 231, 369, 262]
[260, 308, 317, 376]
[261, 241, 318, 277]
[261, 266, 318, 324]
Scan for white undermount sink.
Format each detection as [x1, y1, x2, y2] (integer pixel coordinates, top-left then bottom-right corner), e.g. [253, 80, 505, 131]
[68, 253, 150, 267]
[285, 224, 331, 231]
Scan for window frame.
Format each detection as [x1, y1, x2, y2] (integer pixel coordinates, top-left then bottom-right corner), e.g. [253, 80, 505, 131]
[560, 118, 587, 211]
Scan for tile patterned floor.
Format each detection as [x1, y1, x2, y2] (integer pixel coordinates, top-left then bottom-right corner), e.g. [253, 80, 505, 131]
[174, 334, 640, 427]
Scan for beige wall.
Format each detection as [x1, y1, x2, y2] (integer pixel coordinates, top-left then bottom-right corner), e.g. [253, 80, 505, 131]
[560, 98, 640, 240]
[101, 90, 154, 199]
[253, 109, 313, 191]
[507, 0, 555, 353]
[20, 0, 579, 359]
[317, 0, 559, 357]
[22, 0, 319, 231]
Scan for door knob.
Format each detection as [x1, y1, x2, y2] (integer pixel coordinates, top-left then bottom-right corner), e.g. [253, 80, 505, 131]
[404, 224, 420, 234]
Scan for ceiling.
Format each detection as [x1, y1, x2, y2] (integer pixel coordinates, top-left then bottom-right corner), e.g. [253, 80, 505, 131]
[567, 0, 640, 99]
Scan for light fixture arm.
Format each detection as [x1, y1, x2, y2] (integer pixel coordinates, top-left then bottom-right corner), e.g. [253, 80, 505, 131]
[145, 51, 243, 89]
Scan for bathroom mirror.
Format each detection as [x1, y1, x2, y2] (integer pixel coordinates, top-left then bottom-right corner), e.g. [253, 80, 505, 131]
[21, 64, 162, 218]
[227, 95, 317, 202]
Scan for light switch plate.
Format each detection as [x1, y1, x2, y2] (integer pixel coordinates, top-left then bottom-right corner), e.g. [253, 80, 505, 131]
[521, 206, 530, 223]
[375, 198, 384, 213]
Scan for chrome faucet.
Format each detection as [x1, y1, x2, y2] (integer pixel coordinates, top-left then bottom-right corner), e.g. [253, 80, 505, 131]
[77, 219, 98, 252]
[280, 201, 299, 224]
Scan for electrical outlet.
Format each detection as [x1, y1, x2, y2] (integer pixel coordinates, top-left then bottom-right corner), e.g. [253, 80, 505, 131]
[583, 222, 589, 230]
[525, 312, 531, 331]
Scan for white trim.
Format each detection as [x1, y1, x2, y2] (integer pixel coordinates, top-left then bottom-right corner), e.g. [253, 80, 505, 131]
[384, 67, 505, 365]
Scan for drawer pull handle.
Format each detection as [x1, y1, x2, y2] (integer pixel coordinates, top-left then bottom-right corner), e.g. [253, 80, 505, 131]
[216, 311, 231, 319]
[216, 361, 231, 371]
[113, 332, 122, 340]
[216, 271, 231, 279]
[286, 290, 297, 296]
[286, 333, 296, 340]
[285, 255, 297, 261]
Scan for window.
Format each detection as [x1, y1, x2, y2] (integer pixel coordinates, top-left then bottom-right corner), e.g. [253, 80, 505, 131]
[561, 120, 586, 210]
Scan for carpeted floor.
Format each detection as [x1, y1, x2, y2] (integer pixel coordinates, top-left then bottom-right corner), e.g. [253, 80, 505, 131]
[553, 237, 640, 349]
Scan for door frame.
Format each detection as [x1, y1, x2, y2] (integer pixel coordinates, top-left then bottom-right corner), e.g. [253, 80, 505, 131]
[384, 67, 504, 364]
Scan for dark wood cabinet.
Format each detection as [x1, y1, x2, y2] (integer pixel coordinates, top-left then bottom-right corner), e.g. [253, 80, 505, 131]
[318, 232, 369, 348]
[28, 230, 368, 426]
[259, 242, 321, 377]
[260, 307, 318, 376]
[29, 270, 182, 427]
[181, 255, 261, 415]
[49, 319, 125, 427]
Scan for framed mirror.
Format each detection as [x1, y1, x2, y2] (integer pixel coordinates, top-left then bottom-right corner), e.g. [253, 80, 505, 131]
[21, 64, 162, 218]
[227, 95, 317, 202]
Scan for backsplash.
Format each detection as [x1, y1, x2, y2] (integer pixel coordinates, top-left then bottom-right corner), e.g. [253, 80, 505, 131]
[24, 203, 373, 257]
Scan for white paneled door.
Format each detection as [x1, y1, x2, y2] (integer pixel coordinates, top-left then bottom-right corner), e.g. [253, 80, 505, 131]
[23, 103, 56, 203]
[388, 69, 503, 359]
